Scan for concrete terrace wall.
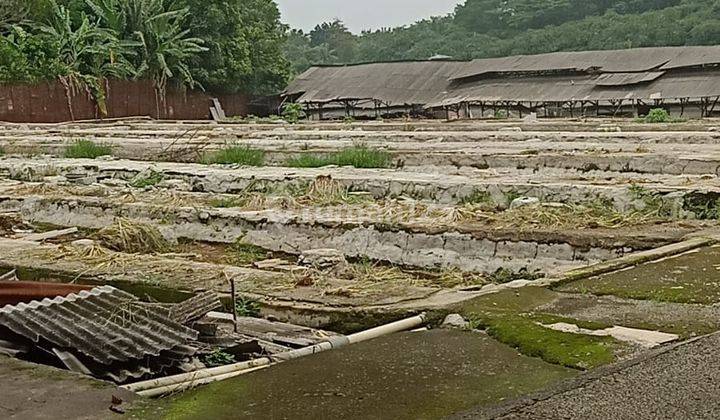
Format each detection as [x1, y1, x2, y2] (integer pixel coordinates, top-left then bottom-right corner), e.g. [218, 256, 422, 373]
[0, 79, 249, 123]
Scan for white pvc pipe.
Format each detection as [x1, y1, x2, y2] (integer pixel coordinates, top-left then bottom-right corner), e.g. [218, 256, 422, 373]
[123, 313, 426, 395]
[136, 365, 270, 398]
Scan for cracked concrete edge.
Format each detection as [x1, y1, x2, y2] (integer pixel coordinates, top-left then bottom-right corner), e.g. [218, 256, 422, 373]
[451, 330, 720, 419]
[537, 234, 718, 288]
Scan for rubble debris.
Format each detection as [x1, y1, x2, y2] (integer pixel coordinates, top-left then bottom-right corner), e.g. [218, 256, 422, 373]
[170, 291, 223, 324]
[441, 313, 469, 329]
[0, 269, 17, 282]
[0, 285, 199, 382]
[232, 314, 340, 348]
[19, 227, 78, 242]
[510, 197, 540, 209]
[253, 258, 309, 273]
[541, 322, 680, 348]
[299, 248, 348, 271]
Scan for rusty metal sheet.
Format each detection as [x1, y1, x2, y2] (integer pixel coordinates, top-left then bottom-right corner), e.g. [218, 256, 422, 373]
[0, 281, 92, 306]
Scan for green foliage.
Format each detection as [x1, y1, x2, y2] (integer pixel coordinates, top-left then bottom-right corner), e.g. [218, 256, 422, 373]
[281, 102, 305, 123]
[494, 109, 509, 119]
[227, 241, 268, 266]
[286, 146, 392, 169]
[200, 146, 265, 166]
[234, 296, 261, 318]
[178, 0, 290, 94]
[683, 195, 720, 219]
[129, 170, 164, 188]
[201, 349, 235, 367]
[64, 139, 112, 158]
[84, 0, 206, 92]
[487, 267, 544, 284]
[469, 312, 617, 370]
[209, 197, 244, 208]
[642, 108, 671, 123]
[1, 0, 288, 95]
[286, 0, 719, 73]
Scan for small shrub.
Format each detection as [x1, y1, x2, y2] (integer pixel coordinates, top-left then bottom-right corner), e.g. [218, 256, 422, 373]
[642, 108, 671, 123]
[494, 109, 508, 119]
[285, 146, 392, 169]
[202, 350, 235, 367]
[285, 154, 331, 168]
[226, 240, 268, 265]
[460, 190, 494, 206]
[282, 103, 306, 123]
[235, 296, 261, 317]
[64, 140, 112, 159]
[0, 146, 5, 156]
[201, 146, 265, 166]
[334, 146, 392, 168]
[487, 267, 543, 284]
[129, 170, 164, 188]
[209, 197, 244, 208]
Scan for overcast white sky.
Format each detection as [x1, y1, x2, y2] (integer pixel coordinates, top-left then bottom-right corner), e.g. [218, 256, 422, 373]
[276, 0, 462, 33]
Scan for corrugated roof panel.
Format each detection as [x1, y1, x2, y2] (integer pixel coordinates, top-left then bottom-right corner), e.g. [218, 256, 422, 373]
[452, 46, 720, 80]
[285, 61, 465, 106]
[595, 72, 666, 86]
[426, 70, 720, 107]
[0, 286, 198, 365]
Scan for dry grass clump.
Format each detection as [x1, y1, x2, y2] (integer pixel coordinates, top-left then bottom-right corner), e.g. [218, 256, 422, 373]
[443, 200, 661, 231]
[207, 176, 371, 210]
[297, 175, 370, 206]
[94, 218, 171, 254]
[488, 202, 658, 230]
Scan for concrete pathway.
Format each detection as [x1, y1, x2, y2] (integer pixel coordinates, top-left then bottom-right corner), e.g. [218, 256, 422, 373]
[456, 332, 720, 419]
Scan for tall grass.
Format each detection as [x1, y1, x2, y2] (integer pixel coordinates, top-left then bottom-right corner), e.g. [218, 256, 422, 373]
[201, 146, 265, 166]
[64, 140, 112, 159]
[286, 146, 392, 169]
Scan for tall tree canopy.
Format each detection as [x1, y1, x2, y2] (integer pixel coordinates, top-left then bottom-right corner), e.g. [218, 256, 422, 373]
[0, 0, 290, 95]
[285, 0, 720, 75]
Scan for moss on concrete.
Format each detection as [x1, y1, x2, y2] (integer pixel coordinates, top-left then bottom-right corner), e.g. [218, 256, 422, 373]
[158, 330, 574, 420]
[558, 246, 720, 304]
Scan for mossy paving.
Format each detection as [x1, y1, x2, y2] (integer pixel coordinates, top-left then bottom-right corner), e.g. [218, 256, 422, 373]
[558, 246, 720, 304]
[153, 330, 575, 420]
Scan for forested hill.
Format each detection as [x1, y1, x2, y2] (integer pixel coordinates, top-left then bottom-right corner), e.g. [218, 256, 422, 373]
[284, 0, 720, 75]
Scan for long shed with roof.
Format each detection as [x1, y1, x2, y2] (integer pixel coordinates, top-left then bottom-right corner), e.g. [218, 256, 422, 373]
[283, 46, 720, 119]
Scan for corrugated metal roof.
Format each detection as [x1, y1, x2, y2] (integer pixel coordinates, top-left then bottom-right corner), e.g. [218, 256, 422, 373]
[0, 286, 198, 366]
[452, 46, 720, 80]
[594, 71, 665, 86]
[284, 61, 465, 106]
[0, 281, 92, 306]
[284, 46, 720, 109]
[427, 70, 720, 107]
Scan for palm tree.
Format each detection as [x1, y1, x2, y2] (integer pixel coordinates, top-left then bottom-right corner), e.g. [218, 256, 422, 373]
[84, 0, 207, 93]
[36, 1, 135, 117]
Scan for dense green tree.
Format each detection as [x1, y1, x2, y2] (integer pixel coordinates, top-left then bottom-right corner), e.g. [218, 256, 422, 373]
[84, 0, 206, 91]
[283, 29, 334, 76]
[179, 0, 290, 94]
[285, 0, 720, 74]
[309, 20, 357, 63]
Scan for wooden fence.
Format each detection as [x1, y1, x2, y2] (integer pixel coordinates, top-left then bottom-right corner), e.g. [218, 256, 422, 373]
[0, 79, 249, 123]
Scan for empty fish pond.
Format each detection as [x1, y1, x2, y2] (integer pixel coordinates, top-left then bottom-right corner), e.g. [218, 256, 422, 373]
[2, 119, 720, 419]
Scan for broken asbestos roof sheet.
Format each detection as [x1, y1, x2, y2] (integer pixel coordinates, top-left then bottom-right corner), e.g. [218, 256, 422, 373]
[0, 285, 198, 380]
